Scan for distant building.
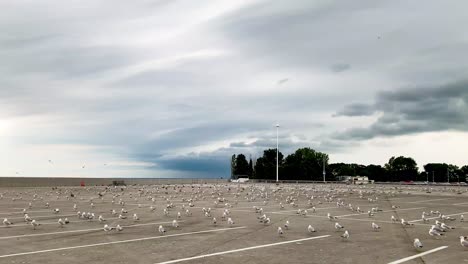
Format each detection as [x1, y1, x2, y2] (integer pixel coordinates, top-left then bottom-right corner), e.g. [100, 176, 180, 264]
[338, 176, 373, 185]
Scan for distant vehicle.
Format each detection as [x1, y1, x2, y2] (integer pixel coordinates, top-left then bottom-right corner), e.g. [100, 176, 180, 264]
[231, 178, 249, 183]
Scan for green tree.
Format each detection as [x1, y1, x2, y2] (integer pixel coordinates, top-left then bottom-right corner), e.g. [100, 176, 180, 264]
[233, 154, 249, 176]
[254, 149, 283, 180]
[248, 158, 253, 177]
[283, 148, 329, 181]
[385, 156, 418, 181]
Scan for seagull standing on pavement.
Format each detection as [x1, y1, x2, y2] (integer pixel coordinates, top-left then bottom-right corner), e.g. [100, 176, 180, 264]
[401, 219, 414, 226]
[103, 224, 113, 232]
[277, 227, 284, 236]
[413, 238, 423, 249]
[3, 218, 13, 226]
[308, 225, 316, 233]
[460, 236, 468, 248]
[341, 230, 349, 240]
[371, 222, 380, 231]
[335, 222, 344, 230]
[31, 220, 40, 230]
[158, 225, 166, 234]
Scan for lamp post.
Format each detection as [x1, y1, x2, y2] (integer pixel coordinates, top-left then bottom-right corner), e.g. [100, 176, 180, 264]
[276, 124, 279, 183]
[323, 159, 326, 183]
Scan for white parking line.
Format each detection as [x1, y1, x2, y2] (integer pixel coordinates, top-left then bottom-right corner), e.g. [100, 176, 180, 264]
[452, 202, 468, 206]
[336, 207, 425, 218]
[405, 198, 452, 204]
[0, 220, 183, 240]
[387, 246, 448, 264]
[155, 235, 331, 264]
[0, 226, 247, 258]
[408, 211, 468, 223]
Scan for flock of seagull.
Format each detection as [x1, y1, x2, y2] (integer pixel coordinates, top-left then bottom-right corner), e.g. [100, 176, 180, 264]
[1, 183, 468, 259]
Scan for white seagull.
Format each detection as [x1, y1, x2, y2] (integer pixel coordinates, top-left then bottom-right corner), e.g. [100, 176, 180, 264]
[371, 222, 380, 231]
[413, 238, 423, 249]
[307, 225, 316, 233]
[158, 225, 166, 235]
[31, 220, 40, 230]
[3, 218, 13, 226]
[335, 222, 344, 230]
[277, 227, 284, 236]
[460, 236, 468, 248]
[341, 230, 349, 240]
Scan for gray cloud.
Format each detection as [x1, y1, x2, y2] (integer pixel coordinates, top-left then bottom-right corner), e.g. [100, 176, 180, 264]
[334, 81, 468, 140]
[334, 103, 375, 117]
[2, 0, 468, 177]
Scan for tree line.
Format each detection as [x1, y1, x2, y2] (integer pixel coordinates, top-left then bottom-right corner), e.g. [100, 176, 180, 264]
[231, 148, 468, 182]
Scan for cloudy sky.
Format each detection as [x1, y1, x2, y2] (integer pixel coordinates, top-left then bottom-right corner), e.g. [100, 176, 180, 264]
[1, 0, 468, 178]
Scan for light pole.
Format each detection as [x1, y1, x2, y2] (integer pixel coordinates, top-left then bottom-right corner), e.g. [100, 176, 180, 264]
[323, 159, 326, 183]
[276, 124, 279, 183]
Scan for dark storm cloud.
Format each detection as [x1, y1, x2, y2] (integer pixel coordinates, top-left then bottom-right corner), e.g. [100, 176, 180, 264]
[333, 103, 375, 117]
[334, 81, 468, 140]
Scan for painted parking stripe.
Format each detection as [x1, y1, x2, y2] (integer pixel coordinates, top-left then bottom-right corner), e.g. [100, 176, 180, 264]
[408, 211, 468, 223]
[0, 220, 184, 240]
[387, 246, 448, 264]
[155, 235, 331, 264]
[336, 207, 425, 218]
[405, 198, 453, 204]
[0, 226, 247, 258]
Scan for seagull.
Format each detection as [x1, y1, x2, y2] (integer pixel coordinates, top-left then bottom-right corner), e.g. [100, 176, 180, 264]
[460, 236, 468, 248]
[371, 222, 380, 231]
[461, 215, 464, 222]
[307, 225, 316, 233]
[158, 225, 166, 235]
[64, 218, 69, 224]
[118, 214, 127, 219]
[341, 230, 349, 240]
[177, 212, 181, 219]
[413, 238, 423, 249]
[53, 208, 60, 214]
[172, 219, 179, 228]
[58, 218, 65, 227]
[31, 220, 40, 230]
[24, 214, 32, 222]
[440, 222, 454, 230]
[328, 213, 338, 220]
[431, 224, 445, 233]
[335, 222, 344, 230]
[284, 220, 290, 230]
[391, 215, 399, 223]
[368, 211, 374, 217]
[422, 214, 429, 223]
[103, 224, 113, 232]
[212, 217, 217, 225]
[227, 217, 234, 225]
[277, 227, 284, 236]
[116, 224, 123, 231]
[99, 215, 106, 222]
[428, 227, 444, 237]
[3, 218, 13, 226]
[133, 213, 139, 221]
[401, 219, 413, 226]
